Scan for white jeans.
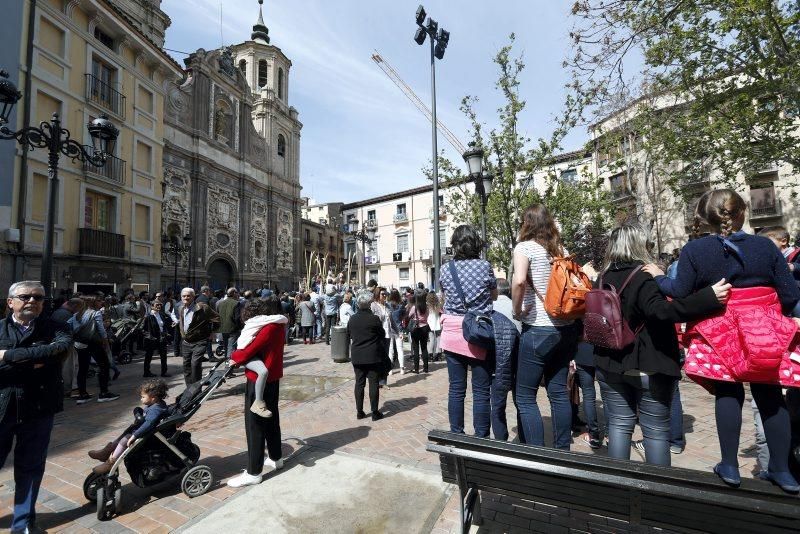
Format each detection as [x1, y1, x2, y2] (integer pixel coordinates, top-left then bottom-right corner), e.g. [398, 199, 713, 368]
[387, 334, 403, 369]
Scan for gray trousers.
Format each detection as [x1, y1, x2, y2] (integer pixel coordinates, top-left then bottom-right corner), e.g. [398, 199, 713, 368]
[182, 340, 207, 386]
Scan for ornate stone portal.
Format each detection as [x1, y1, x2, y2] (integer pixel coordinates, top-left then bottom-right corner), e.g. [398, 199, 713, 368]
[206, 183, 240, 263]
[276, 207, 294, 271]
[250, 199, 269, 273]
[161, 166, 190, 268]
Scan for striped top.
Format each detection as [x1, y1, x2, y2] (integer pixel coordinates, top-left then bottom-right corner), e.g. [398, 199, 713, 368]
[514, 240, 573, 327]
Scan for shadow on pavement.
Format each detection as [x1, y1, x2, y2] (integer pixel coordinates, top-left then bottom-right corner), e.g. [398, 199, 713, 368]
[381, 396, 428, 419]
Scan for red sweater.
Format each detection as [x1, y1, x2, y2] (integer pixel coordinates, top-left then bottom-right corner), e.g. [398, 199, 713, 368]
[230, 323, 285, 383]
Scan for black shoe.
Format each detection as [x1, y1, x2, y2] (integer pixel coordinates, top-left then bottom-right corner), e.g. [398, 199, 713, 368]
[371, 411, 384, 421]
[97, 392, 120, 403]
[423, 367, 429, 373]
[161, 372, 171, 377]
[357, 411, 368, 420]
[76, 393, 93, 405]
[143, 371, 156, 378]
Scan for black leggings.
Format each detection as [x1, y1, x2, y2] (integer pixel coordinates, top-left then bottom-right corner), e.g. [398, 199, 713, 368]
[715, 380, 792, 473]
[411, 327, 430, 372]
[77, 342, 109, 395]
[301, 326, 313, 342]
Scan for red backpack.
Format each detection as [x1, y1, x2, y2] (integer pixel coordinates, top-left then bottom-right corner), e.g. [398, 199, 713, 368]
[583, 266, 643, 350]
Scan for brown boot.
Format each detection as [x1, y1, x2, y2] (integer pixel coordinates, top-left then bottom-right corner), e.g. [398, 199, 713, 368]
[88, 442, 115, 461]
[92, 458, 115, 475]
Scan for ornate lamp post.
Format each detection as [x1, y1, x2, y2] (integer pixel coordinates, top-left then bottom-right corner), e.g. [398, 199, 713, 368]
[414, 5, 449, 289]
[0, 69, 119, 311]
[347, 219, 376, 287]
[161, 234, 192, 292]
[463, 143, 493, 258]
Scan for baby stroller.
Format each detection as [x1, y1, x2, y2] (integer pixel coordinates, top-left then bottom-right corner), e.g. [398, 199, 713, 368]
[82, 360, 235, 521]
[108, 316, 146, 364]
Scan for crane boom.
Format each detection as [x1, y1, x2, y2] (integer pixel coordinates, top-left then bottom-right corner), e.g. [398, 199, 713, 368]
[371, 51, 466, 155]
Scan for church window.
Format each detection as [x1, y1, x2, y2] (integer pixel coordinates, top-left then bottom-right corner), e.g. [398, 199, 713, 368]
[277, 134, 286, 157]
[258, 60, 268, 88]
[278, 68, 284, 100]
[238, 59, 246, 75]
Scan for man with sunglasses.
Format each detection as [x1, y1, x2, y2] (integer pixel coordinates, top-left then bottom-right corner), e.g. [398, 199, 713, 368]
[0, 281, 72, 533]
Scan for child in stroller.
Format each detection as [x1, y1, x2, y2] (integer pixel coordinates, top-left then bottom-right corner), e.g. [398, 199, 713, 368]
[83, 359, 234, 521]
[89, 379, 169, 474]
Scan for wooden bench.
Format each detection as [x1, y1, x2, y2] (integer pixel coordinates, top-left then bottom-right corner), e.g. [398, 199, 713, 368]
[427, 430, 800, 534]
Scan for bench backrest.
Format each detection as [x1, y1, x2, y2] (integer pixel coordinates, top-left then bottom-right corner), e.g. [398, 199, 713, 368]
[428, 431, 800, 533]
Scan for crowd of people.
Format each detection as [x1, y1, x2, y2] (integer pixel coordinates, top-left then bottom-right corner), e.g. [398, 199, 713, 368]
[3, 186, 800, 531]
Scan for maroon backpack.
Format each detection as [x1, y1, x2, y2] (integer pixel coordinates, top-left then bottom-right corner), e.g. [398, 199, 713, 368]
[583, 266, 643, 350]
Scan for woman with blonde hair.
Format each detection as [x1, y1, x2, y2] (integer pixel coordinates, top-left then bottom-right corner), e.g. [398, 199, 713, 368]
[594, 223, 729, 465]
[426, 291, 443, 361]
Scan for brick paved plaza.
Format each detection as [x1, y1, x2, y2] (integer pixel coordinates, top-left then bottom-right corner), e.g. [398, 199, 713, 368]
[0, 340, 762, 533]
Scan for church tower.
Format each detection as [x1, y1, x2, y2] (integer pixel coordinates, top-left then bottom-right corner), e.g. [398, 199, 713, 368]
[230, 0, 301, 186]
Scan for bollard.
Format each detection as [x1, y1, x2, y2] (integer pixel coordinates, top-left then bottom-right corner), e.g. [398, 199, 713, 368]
[330, 325, 350, 363]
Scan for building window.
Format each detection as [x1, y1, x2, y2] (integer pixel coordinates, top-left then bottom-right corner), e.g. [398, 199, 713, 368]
[399, 267, 409, 280]
[137, 85, 154, 115]
[90, 57, 117, 109]
[134, 203, 151, 241]
[239, 59, 247, 75]
[369, 270, 379, 281]
[367, 209, 376, 221]
[85, 190, 114, 232]
[560, 168, 578, 185]
[750, 183, 780, 217]
[439, 229, 447, 250]
[319, 218, 326, 225]
[304, 229, 311, 244]
[136, 141, 153, 173]
[397, 234, 409, 253]
[277, 134, 286, 157]
[278, 68, 284, 100]
[94, 26, 115, 50]
[396, 203, 407, 215]
[609, 172, 629, 198]
[258, 60, 268, 88]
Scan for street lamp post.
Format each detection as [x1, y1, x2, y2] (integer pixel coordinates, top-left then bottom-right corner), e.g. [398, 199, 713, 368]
[463, 143, 493, 258]
[414, 5, 449, 289]
[0, 69, 119, 311]
[347, 219, 376, 287]
[161, 234, 192, 292]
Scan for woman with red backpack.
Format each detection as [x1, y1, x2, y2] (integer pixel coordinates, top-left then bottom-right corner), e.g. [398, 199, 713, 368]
[587, 223, 729, 466]
[646, 189, 800, 492]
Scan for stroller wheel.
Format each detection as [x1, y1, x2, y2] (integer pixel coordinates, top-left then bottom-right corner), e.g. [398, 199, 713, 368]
[83, 472, 103, 502]
[96, 486, 115, 521]
[181, 464, 214, 498]
[215, 345, 226, 357]
[114, 486, 123, 511]
[119, 352, 132, 365]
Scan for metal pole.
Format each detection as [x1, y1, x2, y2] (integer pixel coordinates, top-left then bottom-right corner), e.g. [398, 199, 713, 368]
[430, 34, 441, 290]
[362, 236, 367, 288]
[480, 191, 488, 259]
[40, 114, 61, 314]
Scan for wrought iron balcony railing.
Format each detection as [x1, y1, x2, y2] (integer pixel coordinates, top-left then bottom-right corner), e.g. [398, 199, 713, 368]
[79, 228, 125, 258]
[85, 73, 126, 118]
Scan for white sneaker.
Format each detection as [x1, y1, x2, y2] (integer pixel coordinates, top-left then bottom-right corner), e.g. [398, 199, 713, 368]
[263, 457, 284, 471]
[227, 470, 262, 488]
[400, 368, 405, 375]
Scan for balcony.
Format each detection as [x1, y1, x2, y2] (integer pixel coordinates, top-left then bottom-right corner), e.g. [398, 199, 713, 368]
[420, 248, 433, 264]
[750, 199, 783, 220]
[365, 218, 378, 230]
[611, 187, 634, 201]
[83, 146, 125, 185]
[393, 213, 408, 224]
[365, 254, 379, 265]
[85, 74, 126, 118]
[79, 228, 125, 258]
[429, 206, 447, 220]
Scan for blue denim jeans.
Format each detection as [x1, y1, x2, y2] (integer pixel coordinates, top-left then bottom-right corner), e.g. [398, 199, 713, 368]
[446, 351, 492, 437]
[491, 383, 521, 442]
[670, 379, 685, 448]
[0, 408, 55, 530]
[575, 365, 600, 437]
[597, 368, 675, 466]
[515, 324, 578, 450]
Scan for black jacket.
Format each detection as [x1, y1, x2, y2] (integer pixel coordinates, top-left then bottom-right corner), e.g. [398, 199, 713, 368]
[179, 302, 220, 343]
[143, 312, 174, 344]
[593, 261, 723, 377]
[0, 314, 72, 422]
[346, 310, 386, 366]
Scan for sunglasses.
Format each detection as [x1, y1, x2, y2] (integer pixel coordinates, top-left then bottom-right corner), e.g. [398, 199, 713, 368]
[13, 294, 45, 302]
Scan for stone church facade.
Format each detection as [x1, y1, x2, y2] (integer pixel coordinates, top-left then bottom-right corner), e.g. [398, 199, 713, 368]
[161, 5, 302, 292]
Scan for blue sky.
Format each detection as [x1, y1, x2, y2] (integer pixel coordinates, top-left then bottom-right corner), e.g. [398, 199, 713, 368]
[161, 0, 585, 203]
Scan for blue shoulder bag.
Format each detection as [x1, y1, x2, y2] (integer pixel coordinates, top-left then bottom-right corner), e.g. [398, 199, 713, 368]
[448, 261, 494, 349]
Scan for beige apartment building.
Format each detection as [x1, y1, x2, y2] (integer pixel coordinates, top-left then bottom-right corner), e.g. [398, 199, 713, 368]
[341, 184, 455, 290]
[2, 0, 182, 296]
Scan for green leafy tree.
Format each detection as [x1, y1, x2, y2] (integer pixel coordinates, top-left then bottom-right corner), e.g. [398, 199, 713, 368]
[428, 34, 614, 274]
[566, 0, 800, 190]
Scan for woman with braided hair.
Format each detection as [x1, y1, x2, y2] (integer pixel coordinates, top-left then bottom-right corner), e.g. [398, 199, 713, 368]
[644, 188, 800, 493]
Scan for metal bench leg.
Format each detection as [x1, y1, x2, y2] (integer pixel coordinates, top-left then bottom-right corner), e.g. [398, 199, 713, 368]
[455, 457, 479, 534]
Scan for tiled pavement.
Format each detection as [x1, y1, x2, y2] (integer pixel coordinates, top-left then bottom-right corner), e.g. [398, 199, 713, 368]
[0, 338, 762, 533]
